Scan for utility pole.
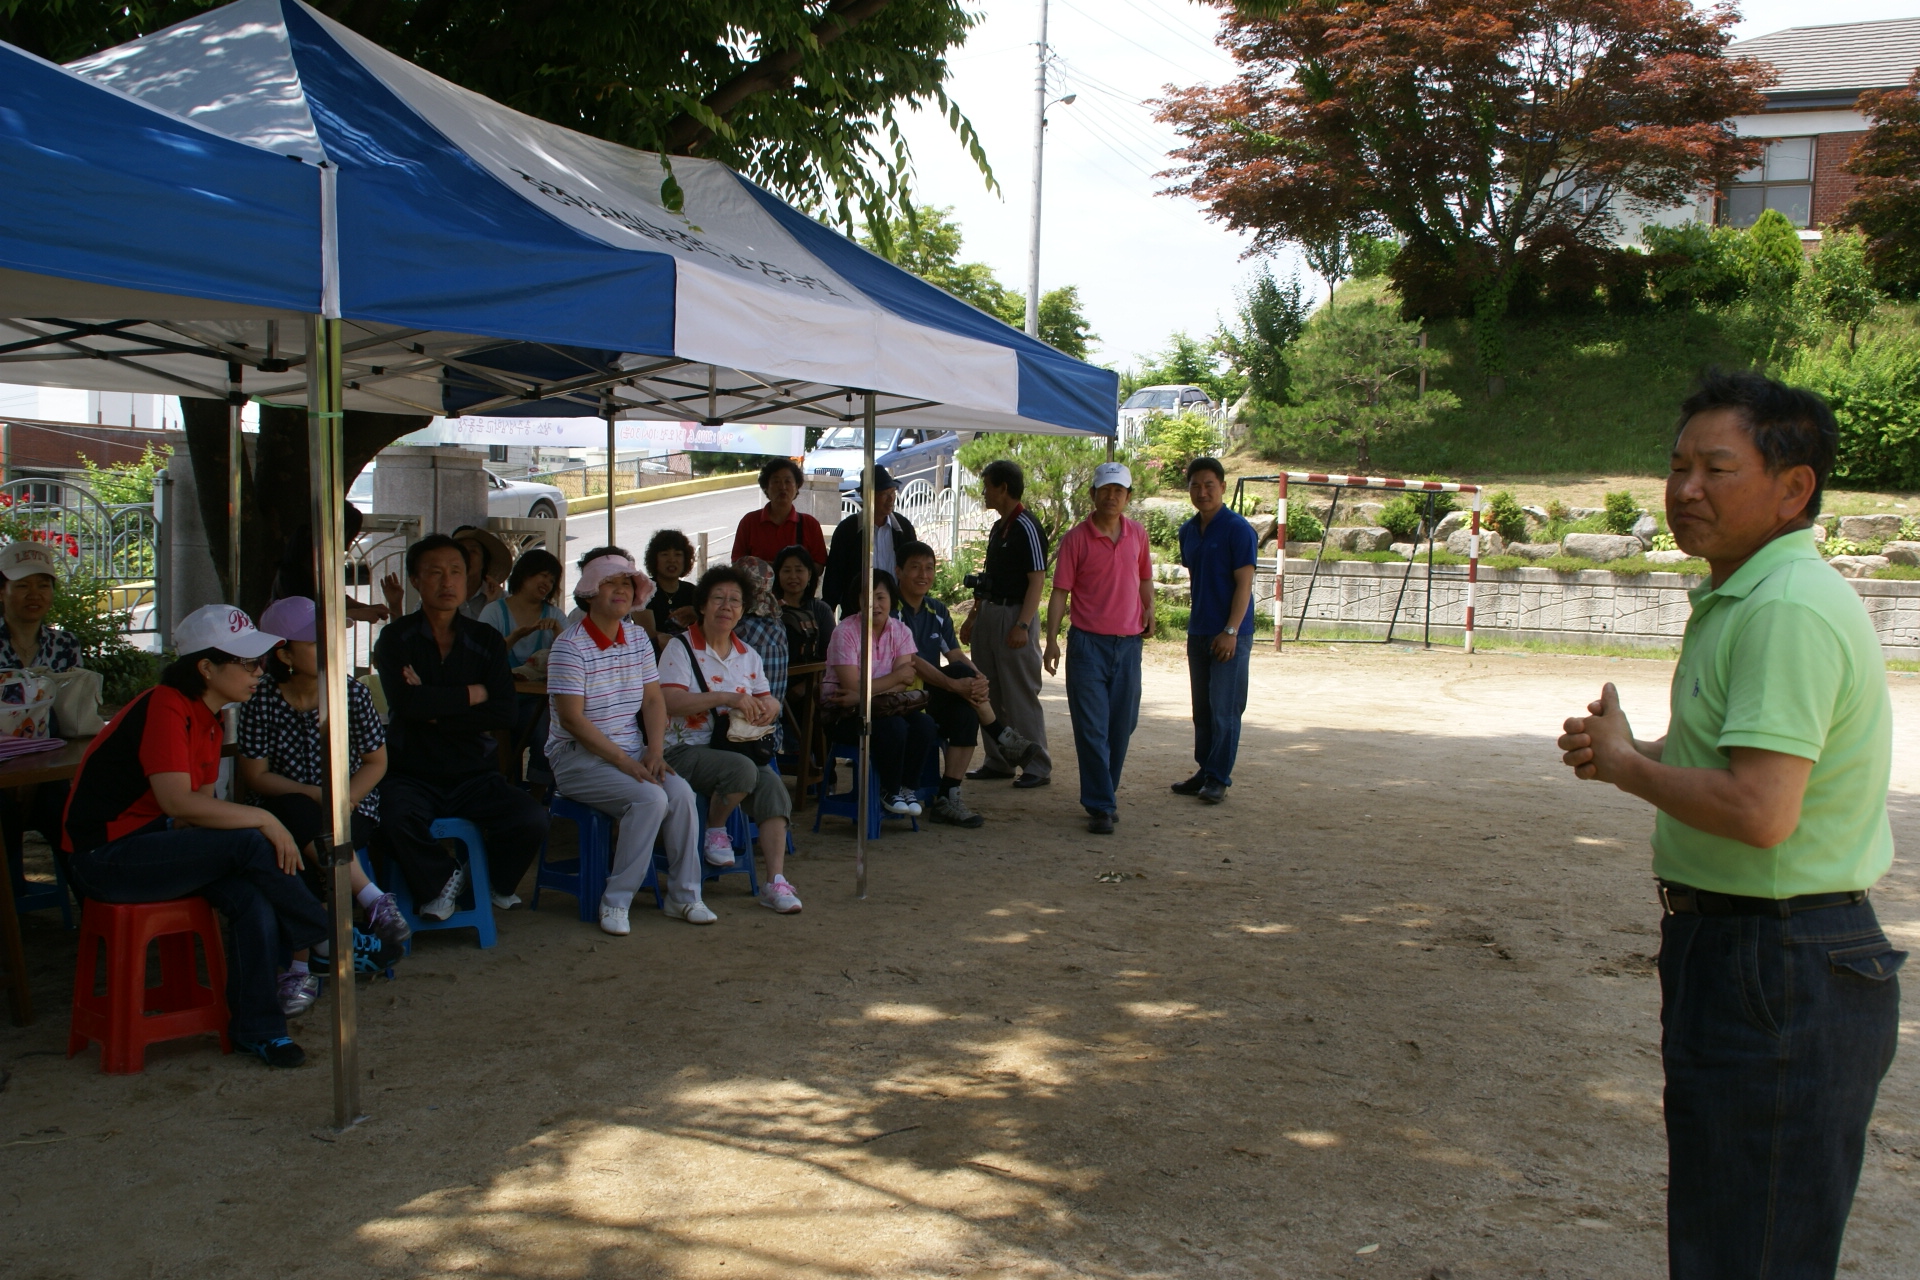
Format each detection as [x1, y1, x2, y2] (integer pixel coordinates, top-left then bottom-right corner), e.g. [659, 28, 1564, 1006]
[1024, 0, 1051, 338]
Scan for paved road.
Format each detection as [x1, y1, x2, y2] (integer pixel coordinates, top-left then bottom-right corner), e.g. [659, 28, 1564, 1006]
[558, 480, 763, 594]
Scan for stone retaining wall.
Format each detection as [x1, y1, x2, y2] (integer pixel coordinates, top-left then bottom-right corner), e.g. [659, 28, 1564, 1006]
[1251, 557, 1920, 659]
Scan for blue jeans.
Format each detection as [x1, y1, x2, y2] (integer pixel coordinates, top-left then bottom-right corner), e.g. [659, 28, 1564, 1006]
[1065, 629, 1142, 816]
[1186, 632, 1251, 787]
[1660, 897, 1904, 1278]
[68, 825, 331, 1044]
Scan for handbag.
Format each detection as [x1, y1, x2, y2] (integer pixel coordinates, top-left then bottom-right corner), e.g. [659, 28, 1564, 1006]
[0, 668, 54, 739]
[676, 634, 777, 767]
[48, 667, 105, 736]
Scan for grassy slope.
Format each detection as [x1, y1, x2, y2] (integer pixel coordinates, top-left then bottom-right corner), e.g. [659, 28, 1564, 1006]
[1233, 284, 1920, 516]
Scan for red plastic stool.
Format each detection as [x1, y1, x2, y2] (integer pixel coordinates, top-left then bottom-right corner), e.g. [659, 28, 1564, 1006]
[68, 897, 231, 1073]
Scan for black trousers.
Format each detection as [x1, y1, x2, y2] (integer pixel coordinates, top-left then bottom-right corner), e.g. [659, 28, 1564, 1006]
[68, 824, 329, 1044]
[374, 772, 548, 903]
[255, 792, 376, 902]
[925, 661, 982, 750]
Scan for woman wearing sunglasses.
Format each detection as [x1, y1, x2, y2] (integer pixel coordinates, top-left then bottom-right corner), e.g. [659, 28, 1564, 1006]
[62, 605, 330, 1070]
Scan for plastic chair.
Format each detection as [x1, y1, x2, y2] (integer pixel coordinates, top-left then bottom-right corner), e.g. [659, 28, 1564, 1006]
[8, 848, 73, 928]
[384, 819, 497, 950]
[710, 806, 763, 897]
[534, 794, 611, 922]
[812, 741, 917, 839]
[67, 897, 230, 1073]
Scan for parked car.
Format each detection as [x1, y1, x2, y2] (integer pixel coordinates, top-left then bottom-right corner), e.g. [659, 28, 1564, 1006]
[804, 426, 961, 494]
[1117, 383, 1215, 443]
[347, 461, 566, 521]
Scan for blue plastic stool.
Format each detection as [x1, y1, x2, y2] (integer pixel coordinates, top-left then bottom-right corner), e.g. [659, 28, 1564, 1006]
[812, 741, 917, 839]
[709, 806, 763, 897]
[382, 819, 497, 950]
[534, 794, 611, 922]
[9, 847, 73, 927]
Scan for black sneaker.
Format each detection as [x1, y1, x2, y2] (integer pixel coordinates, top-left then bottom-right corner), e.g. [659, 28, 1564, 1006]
[1170, 771, 1207, 796]
[1086, 811, 1115, 835]
[966, 767, 1016, 782]
[237, 1036, 306, 1069]
[1012, 773, 1050, 790]
[1197, 780, 1226, 804]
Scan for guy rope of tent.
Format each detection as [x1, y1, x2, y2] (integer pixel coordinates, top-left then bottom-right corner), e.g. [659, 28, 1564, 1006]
[0, 0, 1115, 1129]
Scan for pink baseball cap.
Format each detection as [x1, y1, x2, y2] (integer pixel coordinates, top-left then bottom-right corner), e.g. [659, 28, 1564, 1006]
[258, 596, 317, 643]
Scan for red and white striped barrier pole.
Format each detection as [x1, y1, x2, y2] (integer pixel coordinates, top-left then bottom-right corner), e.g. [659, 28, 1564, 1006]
[1464, 490, 1482, 653]
[1274, 473, 1288, 651]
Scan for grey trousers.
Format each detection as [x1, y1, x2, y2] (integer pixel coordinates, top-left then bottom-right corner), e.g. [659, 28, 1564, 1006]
[549, 739, 702, 909]
[969, 600, 1051, 778]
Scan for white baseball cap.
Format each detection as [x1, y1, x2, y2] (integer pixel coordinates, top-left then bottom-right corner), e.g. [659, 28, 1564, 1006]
[173, 603, 281, 660]
[1092, 462, 1134, 491]
[0, 541, 62, 582]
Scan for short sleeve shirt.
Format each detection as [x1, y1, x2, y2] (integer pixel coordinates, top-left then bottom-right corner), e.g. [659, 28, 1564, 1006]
[0, 619, 81, 672]
[238, 679, 386, 820]
[63, 685, 224, 852]
[657, 627, 770, 748]
[1179, 507, 1258, 637]
[896, 594, 959, 665]
[1654, 529, 1893, 897]
[982, 505, 1049, 607]
[1054, 517, 1152, 636]
[483, 597, 565, 667]
[545, 617, 659, 756]
[822, 615, 919, 702]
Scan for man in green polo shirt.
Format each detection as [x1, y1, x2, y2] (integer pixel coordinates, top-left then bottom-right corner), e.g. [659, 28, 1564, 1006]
[1557, 370, 1904, 1280]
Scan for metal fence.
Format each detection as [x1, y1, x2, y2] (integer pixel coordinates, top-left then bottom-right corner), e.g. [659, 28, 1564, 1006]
[0, 477, 162, 633]
[839, 473, 992, 560]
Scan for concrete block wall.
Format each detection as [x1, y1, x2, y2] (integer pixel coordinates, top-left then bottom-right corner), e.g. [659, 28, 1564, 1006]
[1253, 558, 1920, 660]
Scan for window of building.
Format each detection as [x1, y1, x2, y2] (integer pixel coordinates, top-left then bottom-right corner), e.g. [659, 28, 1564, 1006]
[1722, 137, 1813, 228]
[487, 444, 509, 462]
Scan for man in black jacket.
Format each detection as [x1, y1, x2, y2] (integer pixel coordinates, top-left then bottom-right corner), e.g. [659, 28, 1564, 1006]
[372, 534, 549, 919]
[822, 466, 916, 616]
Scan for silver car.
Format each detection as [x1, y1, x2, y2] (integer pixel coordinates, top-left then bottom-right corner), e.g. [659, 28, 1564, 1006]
[348, 462, 565, 521]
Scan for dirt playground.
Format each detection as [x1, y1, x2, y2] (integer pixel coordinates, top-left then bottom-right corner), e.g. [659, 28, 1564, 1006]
[2, 644, 1916, 1279]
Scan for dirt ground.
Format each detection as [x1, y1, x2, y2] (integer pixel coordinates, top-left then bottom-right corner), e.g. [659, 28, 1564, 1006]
[3, 644, 1917, 1279]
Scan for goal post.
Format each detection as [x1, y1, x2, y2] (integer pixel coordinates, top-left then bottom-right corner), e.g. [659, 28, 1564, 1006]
[1241, 472, 1483, 654]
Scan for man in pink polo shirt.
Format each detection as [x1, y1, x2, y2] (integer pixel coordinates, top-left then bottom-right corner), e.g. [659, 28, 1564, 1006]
[1043, 462, 1155, 834]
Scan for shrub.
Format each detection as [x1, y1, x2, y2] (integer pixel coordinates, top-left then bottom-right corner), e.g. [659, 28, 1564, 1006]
[48, 570, 159, 706]
[78, 442, 170, 506]
[1270, 300, 1459, 467]
[1349, 234, 1400, 280]
[1486, 490, 1528, 543]
[1797, 231, 1882, 349]
[1139, 506, 1181, 549]
[1779, 337, 1920, 490]
[1142, 410, 1223, 476]
[1379, 495, 1424, 540]
[1643, 221, 1747, 307]
[1286, 501, 1325, 543]
[1544, 497, 1572, 523]
[932, 539, 983, 605]
[1603, 490, 1639, 535]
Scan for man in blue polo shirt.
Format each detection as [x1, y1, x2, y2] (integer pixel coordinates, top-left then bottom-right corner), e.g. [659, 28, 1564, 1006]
[1558, 370, 1903, 1278]
[1176, 457, 1256, 805]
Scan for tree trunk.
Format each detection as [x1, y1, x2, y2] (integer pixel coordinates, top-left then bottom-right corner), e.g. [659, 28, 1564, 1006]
[180, 397, 428, 618]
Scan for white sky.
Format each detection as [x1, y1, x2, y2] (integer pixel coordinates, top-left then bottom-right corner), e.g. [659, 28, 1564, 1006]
[895, 0, 1920, 374]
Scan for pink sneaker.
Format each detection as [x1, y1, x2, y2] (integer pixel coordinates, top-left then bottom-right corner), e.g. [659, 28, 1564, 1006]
[702, 827, 736, 866]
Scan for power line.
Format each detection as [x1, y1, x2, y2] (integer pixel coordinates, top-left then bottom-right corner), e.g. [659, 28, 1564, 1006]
[1070, 93, 1177, 166]
[1104, 0, 1229, 64]
[1053, 0, 1220, 83]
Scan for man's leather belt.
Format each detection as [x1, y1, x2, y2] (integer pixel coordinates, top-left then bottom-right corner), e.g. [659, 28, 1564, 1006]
[981, 595, 1026, 607]
[1658, 880, 1868, 918]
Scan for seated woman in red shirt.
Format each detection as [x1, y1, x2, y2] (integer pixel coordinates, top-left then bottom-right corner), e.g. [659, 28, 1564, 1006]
[732, 458, 828, 566]
[62, 605, 330, 1070]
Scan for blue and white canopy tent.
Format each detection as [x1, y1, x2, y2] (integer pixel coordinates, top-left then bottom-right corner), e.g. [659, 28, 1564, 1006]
[1, 0, 1114, 1123]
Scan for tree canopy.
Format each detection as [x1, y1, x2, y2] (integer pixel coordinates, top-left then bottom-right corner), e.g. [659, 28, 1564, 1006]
[1155, 0, 1766, 371]
[1837, 70, 1920, 296]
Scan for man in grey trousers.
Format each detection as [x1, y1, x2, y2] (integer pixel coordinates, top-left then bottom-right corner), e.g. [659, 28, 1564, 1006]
[960, 459, 1052, 788]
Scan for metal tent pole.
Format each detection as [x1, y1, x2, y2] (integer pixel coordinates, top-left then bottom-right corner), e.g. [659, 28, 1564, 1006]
[227, 361, 243, 605]
[307, 316, 360, 1129]
[855, 392, 876, 899]
[604, 395, 618, 550]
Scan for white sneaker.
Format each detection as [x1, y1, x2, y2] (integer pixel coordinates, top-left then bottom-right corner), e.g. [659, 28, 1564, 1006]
[599, 904, 631, 936]
[904, 792, 924, 817]
[758, 877, 803, 914]
[490, 892, 522, 911]
[663, 898, 718, 925]
[702, 827, 736, 866]
[420, 865, 467, 921]
[882, 791, 915, 816]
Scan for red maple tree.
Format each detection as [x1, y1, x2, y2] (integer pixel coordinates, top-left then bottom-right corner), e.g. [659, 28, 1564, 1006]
[1837, 71, 1920, 293]
[1157, 0, 1766, 369]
